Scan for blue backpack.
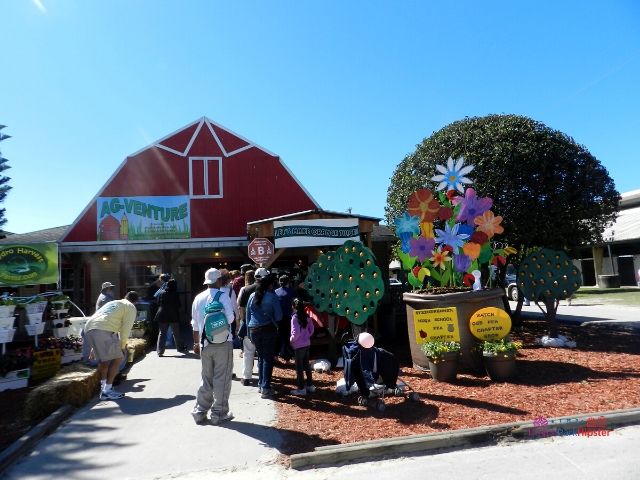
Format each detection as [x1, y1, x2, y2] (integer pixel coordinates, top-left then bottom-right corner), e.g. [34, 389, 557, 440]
[203, 291, 230, 344]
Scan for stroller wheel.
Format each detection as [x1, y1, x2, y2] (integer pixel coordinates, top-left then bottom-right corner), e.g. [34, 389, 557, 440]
[375, 399, 386, 412]
[357, 395, 369, 406]
[393, 386, 404, 396]
[409, 392, 420, 401]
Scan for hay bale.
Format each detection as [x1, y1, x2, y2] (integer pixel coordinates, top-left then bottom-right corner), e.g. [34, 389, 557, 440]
[24, 363, 99, 422]
[126, 338, 148, 360]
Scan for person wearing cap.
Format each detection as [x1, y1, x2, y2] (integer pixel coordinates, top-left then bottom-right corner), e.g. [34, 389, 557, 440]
[190, 268, 236, 425]
[246, 268, 282, 398]
[85, 291, 139, 400]
[96, 281, 116, 312]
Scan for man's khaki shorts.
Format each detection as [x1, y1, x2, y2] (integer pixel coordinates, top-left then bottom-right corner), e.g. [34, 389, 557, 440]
[84, 330, 123, 362]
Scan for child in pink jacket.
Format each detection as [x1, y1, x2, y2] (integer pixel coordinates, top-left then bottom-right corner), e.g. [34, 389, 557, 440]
[289, 298, 315, 396]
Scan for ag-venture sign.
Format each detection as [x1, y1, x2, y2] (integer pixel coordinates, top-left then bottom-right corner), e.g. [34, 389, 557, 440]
[97, 196, 190, 241]
[273, 218, 360, 248]
[0, 243, 59, 286]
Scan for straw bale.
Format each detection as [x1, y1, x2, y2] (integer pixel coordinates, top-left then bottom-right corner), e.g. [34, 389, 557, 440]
[24, 363, 99, 421]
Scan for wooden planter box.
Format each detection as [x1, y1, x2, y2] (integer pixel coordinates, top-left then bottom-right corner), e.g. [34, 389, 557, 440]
[404, 288, 505, 374]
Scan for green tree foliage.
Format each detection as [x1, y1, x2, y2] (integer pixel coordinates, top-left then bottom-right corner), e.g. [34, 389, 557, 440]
[385, 115, 619, 253]
[0, 125, 11, 229]
[517, 248, 582, 337]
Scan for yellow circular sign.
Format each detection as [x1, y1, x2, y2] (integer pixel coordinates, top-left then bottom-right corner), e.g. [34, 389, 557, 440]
[469, 307, 511, 341]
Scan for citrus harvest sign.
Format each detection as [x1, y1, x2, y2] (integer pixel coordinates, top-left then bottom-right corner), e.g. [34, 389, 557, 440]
[469, 307, 511, 341]
[0, 243, 59, 286]
[413, 307, 460, 343]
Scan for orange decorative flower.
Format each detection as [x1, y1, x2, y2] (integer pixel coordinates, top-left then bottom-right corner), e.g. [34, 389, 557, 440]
[408, 189, 440, 223]
[474, 211, 504, 238]
[463, 242, 481, 261]
[430, 248, 452, 270]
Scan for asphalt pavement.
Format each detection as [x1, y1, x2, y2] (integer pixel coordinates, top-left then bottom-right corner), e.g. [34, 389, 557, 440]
[3, 349, 282, 480]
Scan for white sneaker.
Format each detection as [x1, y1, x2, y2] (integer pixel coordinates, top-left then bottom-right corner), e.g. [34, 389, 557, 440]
[290, 388, 307, 396]
[99, 389, 125, 400]
[306, 385, 316, 393]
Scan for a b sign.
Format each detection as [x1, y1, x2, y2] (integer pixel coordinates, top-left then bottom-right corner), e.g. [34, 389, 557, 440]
[469, 307, 511, 341]
[248, 238, 274, 265]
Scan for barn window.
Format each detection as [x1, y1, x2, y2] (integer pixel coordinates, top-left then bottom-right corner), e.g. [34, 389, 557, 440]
[189, 157, 223, 198]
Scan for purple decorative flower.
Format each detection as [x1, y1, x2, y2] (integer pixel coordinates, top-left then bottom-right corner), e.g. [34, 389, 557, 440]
[453, 253, 471, 273]
[453, 188, 493, 225]
[409, 236, 435, 263]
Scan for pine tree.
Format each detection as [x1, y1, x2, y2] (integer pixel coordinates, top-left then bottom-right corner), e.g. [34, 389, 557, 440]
[0, 125, 11, 229]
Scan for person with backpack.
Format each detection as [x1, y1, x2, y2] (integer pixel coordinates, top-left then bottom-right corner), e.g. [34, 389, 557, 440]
[246, 269, 282, 398]
[289, 298, 316, 396]
[190, 268, 235, 425]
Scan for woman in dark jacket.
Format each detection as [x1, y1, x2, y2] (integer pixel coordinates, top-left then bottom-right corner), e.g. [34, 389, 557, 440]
[155, 279, 186, 355]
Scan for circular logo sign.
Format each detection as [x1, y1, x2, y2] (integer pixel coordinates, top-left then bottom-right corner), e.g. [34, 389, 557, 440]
[0, 246, 48, 284]
[469, 307, 511, 341]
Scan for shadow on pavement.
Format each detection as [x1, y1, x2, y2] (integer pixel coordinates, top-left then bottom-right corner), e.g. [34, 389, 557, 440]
[5, 417, 131, 479]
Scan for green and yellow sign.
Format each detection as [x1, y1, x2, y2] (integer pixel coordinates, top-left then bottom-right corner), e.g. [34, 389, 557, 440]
[413, 306, 460, 343]
[469, 307, 511, 341]
[0, 243, 59, 286]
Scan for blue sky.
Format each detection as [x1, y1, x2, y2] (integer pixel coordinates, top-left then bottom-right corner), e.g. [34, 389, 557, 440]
[1, 1, 639, 234]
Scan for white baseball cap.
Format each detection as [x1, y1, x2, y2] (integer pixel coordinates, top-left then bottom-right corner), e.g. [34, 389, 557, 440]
[358, 332, 375, 349]
[203, 268, 222, 285]
[102, 281, 115, 289]
[254, 268, 270, 279]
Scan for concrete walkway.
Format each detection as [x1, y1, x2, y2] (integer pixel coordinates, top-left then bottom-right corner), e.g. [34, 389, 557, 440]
[510, 301, 640, 329]
[3, 349, 281, 480]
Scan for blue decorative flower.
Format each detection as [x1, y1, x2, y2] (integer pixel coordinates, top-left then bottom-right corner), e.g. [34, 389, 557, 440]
[394, 212, 421, 253]
[431, 156, 474, 193]
[434, 223, 469, 251]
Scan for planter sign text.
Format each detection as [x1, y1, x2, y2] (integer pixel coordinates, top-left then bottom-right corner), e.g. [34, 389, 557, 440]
[274, 218, 360, 248]
[97, 196, 191, 241]
[413, 307, 460, 343]
[0, 243, 59, 286]
[469, 307, 511, 341]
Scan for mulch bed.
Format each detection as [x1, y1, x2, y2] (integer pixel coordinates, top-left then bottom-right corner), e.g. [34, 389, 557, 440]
[271, 318, 640, 456]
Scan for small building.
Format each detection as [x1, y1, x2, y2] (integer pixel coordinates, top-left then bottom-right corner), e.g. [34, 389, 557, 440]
[577, 189, 640, 287]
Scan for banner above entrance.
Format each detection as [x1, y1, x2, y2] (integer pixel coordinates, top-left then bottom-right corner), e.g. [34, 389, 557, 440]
[0, 243, 59, 286]
[97, 196, 191, 241]
[273, 218, 360, 248]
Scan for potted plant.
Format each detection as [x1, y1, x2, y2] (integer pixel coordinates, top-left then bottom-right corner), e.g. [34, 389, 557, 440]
[421, 340, 461, 382]
[50, 294, 71, 313]
[392, 156, 516, 373]
[482, 339, 522, 381]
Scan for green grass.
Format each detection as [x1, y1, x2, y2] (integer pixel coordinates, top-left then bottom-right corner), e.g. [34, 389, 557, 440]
[574, 287, 640, 306]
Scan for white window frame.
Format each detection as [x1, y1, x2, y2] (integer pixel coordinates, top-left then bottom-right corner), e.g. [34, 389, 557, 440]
[189, 156, 223, 198]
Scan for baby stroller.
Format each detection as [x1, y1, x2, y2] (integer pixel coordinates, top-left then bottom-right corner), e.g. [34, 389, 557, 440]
[342, 333, 419, 411]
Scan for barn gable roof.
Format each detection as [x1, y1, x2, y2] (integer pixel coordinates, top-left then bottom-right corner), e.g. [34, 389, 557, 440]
[60, 117, 320, 245]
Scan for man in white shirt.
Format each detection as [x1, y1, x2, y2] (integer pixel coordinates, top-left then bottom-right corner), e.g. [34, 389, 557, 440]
[190, 268, 235, 425]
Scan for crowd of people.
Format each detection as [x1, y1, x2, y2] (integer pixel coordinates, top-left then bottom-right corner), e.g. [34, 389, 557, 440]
[87, 265, 317, 426]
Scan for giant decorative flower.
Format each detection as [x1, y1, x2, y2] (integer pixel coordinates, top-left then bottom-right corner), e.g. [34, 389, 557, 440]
[408, 189, 440, 223]
[452, 188, 493, 225]
[430, 247, 452, 270]
[463, 242, 481, 260]
[394, 212, 420, 253]
[434, 222, 469, 251]
[453, 253, 471, 273]
[409, 236, 436, 263]
[474, 210, 504, 238]
[432, 156, 474, 193]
